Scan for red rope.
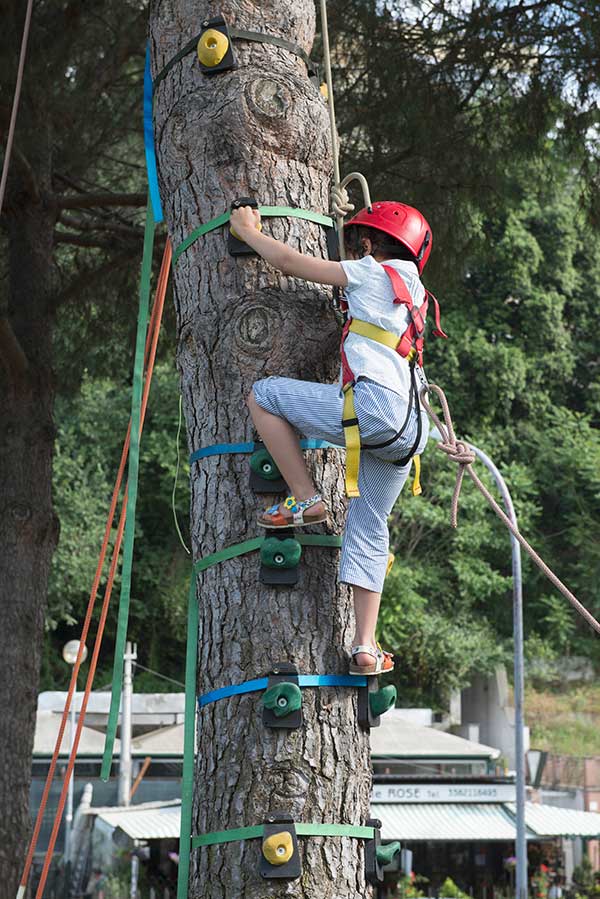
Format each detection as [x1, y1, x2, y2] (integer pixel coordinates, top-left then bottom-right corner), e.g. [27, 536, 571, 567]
[20, 241, 171, 899]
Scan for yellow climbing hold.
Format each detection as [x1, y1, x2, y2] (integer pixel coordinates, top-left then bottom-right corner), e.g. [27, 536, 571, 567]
[230, 219, 262, 241]
[386, 553, 395, 577]
[262, 830, 294, 866]
[197, 28, 229, 68]
[320, 82, 329, 100]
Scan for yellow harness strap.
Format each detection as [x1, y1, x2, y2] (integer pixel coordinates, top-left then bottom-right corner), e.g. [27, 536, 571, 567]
[342, 319, 420, 498]
[411, 455, 422, 496]
[349, 318, 401, 348]
[342, 385, 361, 497]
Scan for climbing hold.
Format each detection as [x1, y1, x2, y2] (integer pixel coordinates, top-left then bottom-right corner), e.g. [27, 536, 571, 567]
[262, 682, 302, 718]
[260, 538, 301, 570]
[376, 841, 401, 867]
[262, 662, 302, 730]
[358, 677, 393, 731]
[250, 447, 281, 481]
[365, 818, 385, 885]
[249, 440, 287, 494]
[262, 830, 294, 866]
[260, 812, 301, 880]
[369, 684, 397, 719]
[386, 552, 395, 577]
[196, 15, 236, 75]
[260, 534, 301, 586]
[229, 196, 261, 256]
[197, 28, 229, 68]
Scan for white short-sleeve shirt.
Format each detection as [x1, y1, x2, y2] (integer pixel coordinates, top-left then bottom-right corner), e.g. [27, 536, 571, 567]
[339, 255, 426, 398]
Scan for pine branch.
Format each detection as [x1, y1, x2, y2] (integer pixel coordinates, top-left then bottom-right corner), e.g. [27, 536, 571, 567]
[55, 192, 147, 210]
[0, 316, 29, 385]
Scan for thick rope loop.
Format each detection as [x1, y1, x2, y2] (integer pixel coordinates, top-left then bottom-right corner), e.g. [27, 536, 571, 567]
[420, 383, 600, 636]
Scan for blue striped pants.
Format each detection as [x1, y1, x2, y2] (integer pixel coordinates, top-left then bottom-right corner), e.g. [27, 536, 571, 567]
[252, 375, 429, 592]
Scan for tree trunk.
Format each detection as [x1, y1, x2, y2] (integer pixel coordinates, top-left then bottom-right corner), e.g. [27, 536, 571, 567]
[0, 163, 58, 893]
[150, 2, 373, 896]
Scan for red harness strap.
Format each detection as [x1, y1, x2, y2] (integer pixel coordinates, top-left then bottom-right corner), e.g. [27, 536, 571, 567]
[339, 264, 447, 382]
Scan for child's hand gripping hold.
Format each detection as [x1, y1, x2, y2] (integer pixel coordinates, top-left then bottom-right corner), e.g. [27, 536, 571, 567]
[230, 204, 262, 241]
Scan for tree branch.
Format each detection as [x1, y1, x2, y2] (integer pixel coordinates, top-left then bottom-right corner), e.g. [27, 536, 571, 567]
[55, 192, 146, 210]
[0, 317, 29, 385]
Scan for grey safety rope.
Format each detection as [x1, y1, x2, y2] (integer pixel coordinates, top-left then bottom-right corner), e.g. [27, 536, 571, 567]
[421, 383, 600, 636]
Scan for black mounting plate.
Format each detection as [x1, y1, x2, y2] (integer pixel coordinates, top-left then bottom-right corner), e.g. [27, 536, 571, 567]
[262, 662, 302, 730]
[259, 810, 301, 880]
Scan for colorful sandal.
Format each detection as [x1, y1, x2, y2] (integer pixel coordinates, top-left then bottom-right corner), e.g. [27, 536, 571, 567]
[258, 494, 327, 529]
[349, 644, 395, 676]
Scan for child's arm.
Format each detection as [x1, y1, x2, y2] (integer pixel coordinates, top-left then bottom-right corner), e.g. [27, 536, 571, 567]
[230, 206, 348, 288]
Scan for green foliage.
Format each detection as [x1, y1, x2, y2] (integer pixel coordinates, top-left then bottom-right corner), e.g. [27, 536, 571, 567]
[439, 877, 471, 898]
[35, 1, 600, 712]
[43, 362, 190, 691]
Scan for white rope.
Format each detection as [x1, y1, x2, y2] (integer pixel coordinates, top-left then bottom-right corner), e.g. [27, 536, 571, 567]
[319, 1, 373, 257]
[319, 0, 345, 257]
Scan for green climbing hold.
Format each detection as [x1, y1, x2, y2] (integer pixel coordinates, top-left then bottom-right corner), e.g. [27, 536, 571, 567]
[260, 537, 302, 570]
[250, 448, 281, 481]
[369, 684, 397, 718]
[376, 841, 401, 867]
[262, 682, 303, 718]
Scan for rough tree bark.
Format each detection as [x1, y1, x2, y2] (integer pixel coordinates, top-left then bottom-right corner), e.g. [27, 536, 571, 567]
[0, 122, 59, 892]
[150, 1, 374, 896]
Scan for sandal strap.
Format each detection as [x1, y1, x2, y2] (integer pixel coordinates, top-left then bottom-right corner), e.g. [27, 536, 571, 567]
[351, 645, 378, 659]
[283, 494, 322, 514]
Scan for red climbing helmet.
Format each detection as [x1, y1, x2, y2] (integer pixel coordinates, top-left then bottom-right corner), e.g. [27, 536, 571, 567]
[344, 201, 433, 272]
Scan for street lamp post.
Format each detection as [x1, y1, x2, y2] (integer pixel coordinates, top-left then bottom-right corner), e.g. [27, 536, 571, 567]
[428, 431, 528, 899]
[61, 640, 88, 869]
[466, 443, 527, 899]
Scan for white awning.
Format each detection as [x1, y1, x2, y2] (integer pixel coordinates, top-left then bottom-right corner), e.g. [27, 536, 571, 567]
[92, 800, 181, 840]
[372, 802, 527, 841]
[513, 803, 600, 838]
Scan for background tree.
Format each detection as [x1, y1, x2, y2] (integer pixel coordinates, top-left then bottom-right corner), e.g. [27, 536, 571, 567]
[0, 2, 151, 891]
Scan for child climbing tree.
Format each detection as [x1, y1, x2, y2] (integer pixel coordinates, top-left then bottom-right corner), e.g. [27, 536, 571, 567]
[150, 1, 377, 895]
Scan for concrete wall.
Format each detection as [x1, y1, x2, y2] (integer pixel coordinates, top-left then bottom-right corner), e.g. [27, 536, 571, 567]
[460, 666, 529, 769]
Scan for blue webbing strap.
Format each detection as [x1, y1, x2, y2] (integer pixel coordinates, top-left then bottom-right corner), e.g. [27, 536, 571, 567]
[189, 438, 336, 465]
[199, 673, 366, 707]
[143, 45, 163, 223]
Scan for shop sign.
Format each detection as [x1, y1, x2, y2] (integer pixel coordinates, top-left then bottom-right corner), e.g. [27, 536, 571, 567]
[371, 783, 516, 803]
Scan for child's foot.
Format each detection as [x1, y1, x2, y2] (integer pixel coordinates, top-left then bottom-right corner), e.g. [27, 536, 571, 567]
[258, 494, 327, 529]
[349, 644, 394, 676]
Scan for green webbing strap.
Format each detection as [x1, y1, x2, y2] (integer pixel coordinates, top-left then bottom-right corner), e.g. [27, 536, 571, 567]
[177, 576, 200, 899]
[153, 27, 318, 91]
[101, 199, 155, 781]
[191, 822, 374, 849]
[192, 534, 342, 576]
[296, 534, 343, 548]
[192, 537, 264, 574]
[172, 206, 334, 264]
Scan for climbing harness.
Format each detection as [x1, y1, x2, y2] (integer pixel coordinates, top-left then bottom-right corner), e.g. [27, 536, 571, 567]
[339, 261, 447, 496]
[153, 15, 320, 90]
[421, 384, 600, 637]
